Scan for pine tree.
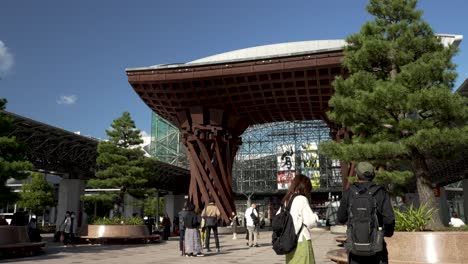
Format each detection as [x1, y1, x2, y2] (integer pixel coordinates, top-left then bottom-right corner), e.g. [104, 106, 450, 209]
[87, 112, 147, 217]
[320, 0, 468, 229]
[18, 172, 55, 223]
[0, 98, 33, 207]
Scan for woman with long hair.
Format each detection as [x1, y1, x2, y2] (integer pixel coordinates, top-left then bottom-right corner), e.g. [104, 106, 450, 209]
[281, 174, 319, 264]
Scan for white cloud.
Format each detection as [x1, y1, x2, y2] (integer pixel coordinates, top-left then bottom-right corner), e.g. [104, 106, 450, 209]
[140, 130, 151, 138]
[0, 41, 14, 77]
[57, 95, 78, 105]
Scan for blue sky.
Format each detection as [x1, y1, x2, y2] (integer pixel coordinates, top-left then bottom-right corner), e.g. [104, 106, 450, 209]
[1, 0, 467, 139]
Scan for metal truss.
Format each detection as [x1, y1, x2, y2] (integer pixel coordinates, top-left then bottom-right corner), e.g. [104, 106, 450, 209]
[150, 113, 188, 169]
[2, 110, 97, 178]
[233, 120, 342, 194]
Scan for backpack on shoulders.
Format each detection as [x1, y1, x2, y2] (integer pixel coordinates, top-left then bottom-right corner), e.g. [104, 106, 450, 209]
[271, 194, 305, 255]
[345, 184, 384, 256]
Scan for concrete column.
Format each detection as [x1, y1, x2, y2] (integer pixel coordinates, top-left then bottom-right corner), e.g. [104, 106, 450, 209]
[124, 193, 142, 218]
[164, 194, 186, 221]
[55, 178, 85, 232]
[438, 187, 450, 226]
[463, 179, 468, 223]
[155, 191, 160, 225]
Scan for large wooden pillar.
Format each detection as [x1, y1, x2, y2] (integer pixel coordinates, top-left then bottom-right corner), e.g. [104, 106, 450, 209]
[176, 107, 248, 223]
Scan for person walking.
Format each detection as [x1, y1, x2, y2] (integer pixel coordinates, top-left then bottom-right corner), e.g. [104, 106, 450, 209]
[229, 212, 239, 239]
[280, 174, 319, 263]
[201, 197, 221, 253]
[337, 162, 395, 264]
[245, 204, 260, 247]
[60, 211, 72, 247]
[183, 203, 204, 257]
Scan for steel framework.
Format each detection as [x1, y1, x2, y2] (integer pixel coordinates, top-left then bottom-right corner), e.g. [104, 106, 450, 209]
[233, 120, 342, 195]
[150, 113, 188, 169]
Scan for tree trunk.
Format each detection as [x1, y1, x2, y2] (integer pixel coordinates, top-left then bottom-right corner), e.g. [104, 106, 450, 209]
[412, 153, 443, 229]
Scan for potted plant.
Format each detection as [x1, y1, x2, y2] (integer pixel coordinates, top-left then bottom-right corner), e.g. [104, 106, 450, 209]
[385, 204, 468, 263]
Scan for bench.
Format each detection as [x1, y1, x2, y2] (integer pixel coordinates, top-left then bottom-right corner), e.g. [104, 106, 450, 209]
[81, 234, 160, 244]
[326, 248, 347, 264]
[335, 235, 346, 246]
[80, 225, 161, 244]
[0, 226, 46, 257]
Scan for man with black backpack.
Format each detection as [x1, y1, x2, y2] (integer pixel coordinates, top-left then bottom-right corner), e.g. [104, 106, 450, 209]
[337, 162, 395, 264]
[245, 203, 260, 247]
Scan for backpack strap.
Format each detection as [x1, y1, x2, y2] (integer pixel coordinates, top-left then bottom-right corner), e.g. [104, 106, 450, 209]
[285, 193, 301, 212]
[285, 194, 307, 238]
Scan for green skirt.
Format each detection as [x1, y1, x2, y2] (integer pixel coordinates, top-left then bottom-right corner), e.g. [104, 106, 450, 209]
[286, 238, 315, 264]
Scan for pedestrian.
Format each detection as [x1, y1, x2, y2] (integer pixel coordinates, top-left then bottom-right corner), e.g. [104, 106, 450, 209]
[162, 213, 171, 240]
[229, 212, 239, 239]
[200, 217, 206, 248]
[245, 204, 260, 247]
[244, 216, 249, 245]
[201, 197, 221, 253]
[60, 211, 72, 247]
[27, 217, 42, 242]
[337, 162, 395, 264]
[183, 203, 204, 257]
[449, 212, 465, 227]
[280, 174, 319, 263]
[178, 202, 189, 256]
[70, 211, 76, 245]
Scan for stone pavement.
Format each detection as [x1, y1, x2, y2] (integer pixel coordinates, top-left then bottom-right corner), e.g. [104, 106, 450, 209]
[3, 229, 337, 264]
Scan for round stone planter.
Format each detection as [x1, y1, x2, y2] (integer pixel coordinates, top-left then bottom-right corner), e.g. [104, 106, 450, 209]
[84, 225, 150, 238]
[386, 231, 468, 263]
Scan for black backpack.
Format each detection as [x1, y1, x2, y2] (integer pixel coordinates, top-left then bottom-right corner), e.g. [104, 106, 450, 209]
[250, 208, 260, 225]
[271, 194, 305, 255]
[345, 184, 384, 256]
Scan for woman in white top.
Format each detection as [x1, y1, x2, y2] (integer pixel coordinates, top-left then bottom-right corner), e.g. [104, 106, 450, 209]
[282, 174, 319, 264]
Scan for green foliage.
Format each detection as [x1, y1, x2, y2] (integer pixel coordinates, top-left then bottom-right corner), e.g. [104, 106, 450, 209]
[18, 172, 55, 214]
[0, 99, 33, 207]
[89, 216, 143, 225]
[143, 196, 165, 217]
[435, 225, 468, 232]
[321, 0, 468, 227]
[395, 204, 434, 231]
[106, 112, 143, 148]
[87, 112, 148, 215]
[126, 216, 144, 225]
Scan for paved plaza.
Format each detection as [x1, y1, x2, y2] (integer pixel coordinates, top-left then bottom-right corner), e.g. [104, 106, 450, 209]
[3, 229, 337, 264]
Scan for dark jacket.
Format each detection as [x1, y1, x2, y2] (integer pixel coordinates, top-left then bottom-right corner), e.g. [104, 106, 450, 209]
[337, 182, 395, 237]
[178, 210, 188, 230]
[183, 211, 200, 229]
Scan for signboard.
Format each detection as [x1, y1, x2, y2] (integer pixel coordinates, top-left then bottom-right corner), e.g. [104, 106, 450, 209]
[301, 143, 320, 189]
[277, 144, 295, 190]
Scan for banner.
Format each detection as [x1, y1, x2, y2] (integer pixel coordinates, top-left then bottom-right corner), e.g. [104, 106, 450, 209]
[277, 144, 295, 190]
[301, 143, 320, 189]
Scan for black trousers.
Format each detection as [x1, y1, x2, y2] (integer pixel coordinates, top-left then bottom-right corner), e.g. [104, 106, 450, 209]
[348, 243, 388, 264]
[179, 229, 185, 252]
[205, 225, 219, 250]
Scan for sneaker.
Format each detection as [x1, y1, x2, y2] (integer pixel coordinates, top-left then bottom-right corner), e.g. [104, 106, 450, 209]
[254, 244, 260, 247]
[196, 253, 205, 257]
[206, 249, 212, 252]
